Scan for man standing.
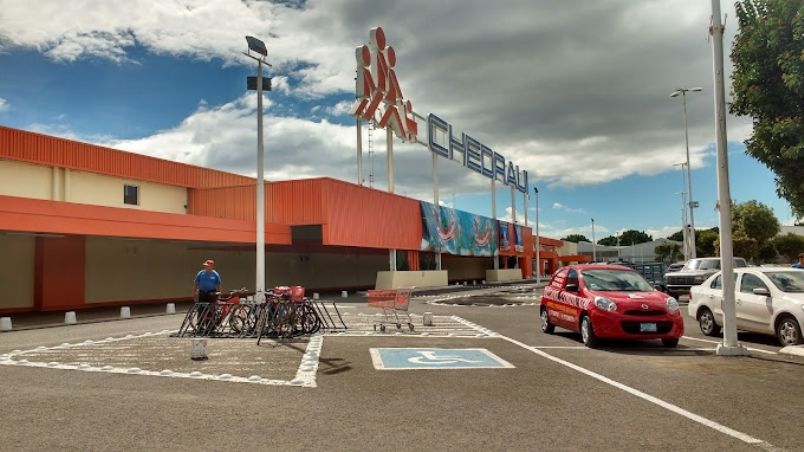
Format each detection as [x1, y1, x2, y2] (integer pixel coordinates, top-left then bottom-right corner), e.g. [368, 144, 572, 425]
[793, 253, 804, 269]
[193, 259, 222, 303]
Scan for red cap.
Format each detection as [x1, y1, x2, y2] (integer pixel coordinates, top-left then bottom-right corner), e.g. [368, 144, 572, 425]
[202, 259, 215, 267]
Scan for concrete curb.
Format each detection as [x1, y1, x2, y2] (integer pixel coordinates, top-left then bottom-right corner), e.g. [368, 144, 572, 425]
[778, 345, 804, 358]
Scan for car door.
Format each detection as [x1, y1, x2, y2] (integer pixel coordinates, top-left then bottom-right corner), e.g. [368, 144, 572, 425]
[542, 268, 571, 329]
[735, 272, 774, 333]
[699, 273, 725, 323]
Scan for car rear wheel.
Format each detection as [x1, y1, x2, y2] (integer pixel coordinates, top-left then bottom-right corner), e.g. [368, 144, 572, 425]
[540, 307, 555, 334]
[697, 307, 721, 337]
[776, 316, 802, 346]
[661, 338, 679, 348]
[580, 315, 599, 348]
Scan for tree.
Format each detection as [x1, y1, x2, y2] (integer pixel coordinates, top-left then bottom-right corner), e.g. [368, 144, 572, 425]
[731, 231, 760, 261]
[655, 244, 683, 263]
[772, 233, 804, 262]
[619, 230, 653, 245]
[733, 200, 781, 245]
[561, 234, 590, 243]
[697, 229, 720, 257]
[711, 201, 781, 262]
[667, 230, 684, 242]
[730, 0, 804, 218]
[598, 235, 618, 246]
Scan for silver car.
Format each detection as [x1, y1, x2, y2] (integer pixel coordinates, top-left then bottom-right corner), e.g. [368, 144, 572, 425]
[688, 267, 804, 346]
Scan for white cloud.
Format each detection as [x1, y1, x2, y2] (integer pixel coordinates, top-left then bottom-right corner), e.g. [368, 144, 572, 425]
[552, 202, 586, 214]
[0, 97, 8, 113]
[101, 93, 358, 182]
[0, 0, 756, 191]
[324, 100, 354, 117]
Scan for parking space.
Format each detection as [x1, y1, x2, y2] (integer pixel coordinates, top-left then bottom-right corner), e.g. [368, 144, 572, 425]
[1, 283, 803, 450]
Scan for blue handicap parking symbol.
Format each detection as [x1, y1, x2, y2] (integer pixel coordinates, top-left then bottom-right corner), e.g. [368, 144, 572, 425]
[370, 348, 514, 370]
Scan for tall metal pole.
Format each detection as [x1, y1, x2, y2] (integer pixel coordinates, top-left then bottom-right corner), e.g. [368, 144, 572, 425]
[356, 118, 363, 185]
[591, 218, 596, 262]
[510, 186, 516, 224]
[523, 191, 528, 227]
[681, 92, 697, 258]
[535, 187, 540, 280]
[433, 153, 441, 270]
[491, 178, 499, 269]
[711, 0, 745, 355]
[387, 128, 396, 271]
[255, 60, 266, 302]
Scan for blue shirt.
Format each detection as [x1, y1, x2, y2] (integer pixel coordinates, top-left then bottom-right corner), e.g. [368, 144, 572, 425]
[195, 270, 221, 291]
[793, 263, 803, 269]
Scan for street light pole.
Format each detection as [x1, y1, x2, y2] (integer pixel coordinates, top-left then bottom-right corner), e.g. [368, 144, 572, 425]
[245, 36, 271, 303]
[670, 86, 702, 259]
[710, 0, 746, 356]
[534, 187, 540, 280]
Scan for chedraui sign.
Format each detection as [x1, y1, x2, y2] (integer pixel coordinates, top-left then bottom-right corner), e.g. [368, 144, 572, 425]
[351, 26, 528, 194]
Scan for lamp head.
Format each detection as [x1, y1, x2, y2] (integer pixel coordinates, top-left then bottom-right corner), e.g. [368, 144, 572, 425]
[245, 36, 267, 57]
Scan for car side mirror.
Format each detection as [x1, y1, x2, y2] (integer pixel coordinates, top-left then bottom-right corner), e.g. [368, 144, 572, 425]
[752, 287, 770, 297]
[565, 283, 579, 292]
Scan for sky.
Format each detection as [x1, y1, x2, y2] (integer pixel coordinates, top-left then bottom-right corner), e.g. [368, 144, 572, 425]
[0, 0, 797, 241]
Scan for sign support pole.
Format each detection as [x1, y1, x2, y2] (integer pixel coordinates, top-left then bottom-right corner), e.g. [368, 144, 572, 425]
[356, 118, 363, 185]
[491, 177, 499, 270]
[387, 128, 397, 271]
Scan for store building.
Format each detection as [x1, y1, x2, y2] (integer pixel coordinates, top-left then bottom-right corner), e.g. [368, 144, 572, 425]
[0, 126, 545, 314]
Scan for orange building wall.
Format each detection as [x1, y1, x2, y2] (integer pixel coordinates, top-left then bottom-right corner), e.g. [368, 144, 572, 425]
[35, 235, 85, 311]
[321, 179, 421, 250]
[0, 195, 291, 245]
[0, 126, 253, 189]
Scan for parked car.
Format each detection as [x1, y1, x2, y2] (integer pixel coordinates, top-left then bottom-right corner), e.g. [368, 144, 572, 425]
[664, 257, 748, 299]
[540, 264, 684, 347]
[667, 261, 686, 273]
[688, 267, 804, 345]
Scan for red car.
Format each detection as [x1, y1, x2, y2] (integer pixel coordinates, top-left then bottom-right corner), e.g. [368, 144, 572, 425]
[540, 264, 684, 347]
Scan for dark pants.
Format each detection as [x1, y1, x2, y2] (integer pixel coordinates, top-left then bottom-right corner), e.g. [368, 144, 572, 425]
[198, 290, 217, 304]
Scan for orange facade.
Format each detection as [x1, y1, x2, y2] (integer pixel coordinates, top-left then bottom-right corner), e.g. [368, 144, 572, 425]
[0, 126, 545, 312]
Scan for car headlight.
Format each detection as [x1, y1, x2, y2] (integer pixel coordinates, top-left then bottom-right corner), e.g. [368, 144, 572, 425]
[594, 296, 617, 312]
[693, 276, 706, 283]
[666, 296, 679, 312]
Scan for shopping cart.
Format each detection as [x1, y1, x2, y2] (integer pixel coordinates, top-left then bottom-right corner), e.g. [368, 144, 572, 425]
[367, 287, 414, 332]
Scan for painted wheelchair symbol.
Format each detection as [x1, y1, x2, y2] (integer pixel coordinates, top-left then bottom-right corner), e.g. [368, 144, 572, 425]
[407, 350, 484, 365]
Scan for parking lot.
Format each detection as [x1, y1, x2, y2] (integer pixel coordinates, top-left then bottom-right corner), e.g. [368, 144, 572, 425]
[1, 283, 802, 451]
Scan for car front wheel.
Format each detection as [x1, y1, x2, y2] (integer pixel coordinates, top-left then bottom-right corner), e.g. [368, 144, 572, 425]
[776, 316, 802, 346]
[580, 315, 599, 348]
[697, 307, 721, 337]
[540, 307, 555, 334]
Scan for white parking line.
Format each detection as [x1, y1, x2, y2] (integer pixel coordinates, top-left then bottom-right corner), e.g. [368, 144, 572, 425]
[499, 334, 779, 451]
[681, 336, 778, 355]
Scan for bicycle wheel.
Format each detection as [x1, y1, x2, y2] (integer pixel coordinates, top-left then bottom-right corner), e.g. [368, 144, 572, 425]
[229, 305, 255, 335]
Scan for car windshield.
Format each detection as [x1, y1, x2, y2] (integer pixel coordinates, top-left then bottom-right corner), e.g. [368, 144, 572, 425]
[582, 270, 654, 292]
[684, 258, 747, 271]
[765, 271, 804, 293]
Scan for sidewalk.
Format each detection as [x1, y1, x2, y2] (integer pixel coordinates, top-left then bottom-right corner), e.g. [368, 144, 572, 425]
[1, 281, 547, 332]
[1, 302, 194, 331]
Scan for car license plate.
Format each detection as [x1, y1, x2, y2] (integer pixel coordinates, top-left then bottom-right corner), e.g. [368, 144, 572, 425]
[640, 323, 657, 332]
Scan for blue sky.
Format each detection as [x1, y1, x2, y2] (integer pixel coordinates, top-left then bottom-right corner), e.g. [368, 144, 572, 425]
[0, 0, 796, 241]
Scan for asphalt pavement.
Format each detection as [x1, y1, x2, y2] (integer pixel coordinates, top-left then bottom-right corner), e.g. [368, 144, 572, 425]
[1, 284, 803, 451]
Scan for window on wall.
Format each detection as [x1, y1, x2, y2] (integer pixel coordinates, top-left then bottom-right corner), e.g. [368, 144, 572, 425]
[124, 184, 139, 205]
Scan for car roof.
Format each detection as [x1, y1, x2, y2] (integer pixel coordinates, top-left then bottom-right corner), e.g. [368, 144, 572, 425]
[571, 264, 635, 272]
